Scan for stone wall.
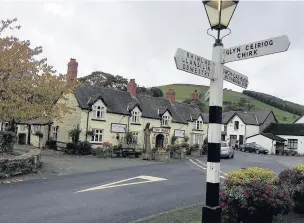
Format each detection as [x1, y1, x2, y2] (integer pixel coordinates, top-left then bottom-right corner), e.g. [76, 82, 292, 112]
[0, 147, 42, 179]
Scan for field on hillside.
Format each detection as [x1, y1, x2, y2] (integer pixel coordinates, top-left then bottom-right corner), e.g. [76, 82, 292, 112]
[158, 84, 298, 123]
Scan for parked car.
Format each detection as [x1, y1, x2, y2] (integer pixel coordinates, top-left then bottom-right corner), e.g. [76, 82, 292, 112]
[241, 143, 268, 154]
[221, 142, 234, 159]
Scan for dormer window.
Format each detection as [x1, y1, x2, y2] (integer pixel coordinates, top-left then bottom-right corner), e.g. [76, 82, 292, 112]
[194, 116, 203, 130]
[195, 120, 203, 130]
[162, 115, 170, 126]
[131, 111, 140, 123]
[92, 105, 105, 119]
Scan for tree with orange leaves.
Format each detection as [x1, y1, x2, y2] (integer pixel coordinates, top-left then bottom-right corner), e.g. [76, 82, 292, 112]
[0, 18, 80, 123]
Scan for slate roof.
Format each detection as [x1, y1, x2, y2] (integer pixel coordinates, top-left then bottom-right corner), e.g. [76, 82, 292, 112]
[172, 103, 206, 122]
[224, 111, 272, 126]
[263, 123, 304, 136]
[74, 86, 204, 124]
[260, 133, 286, 142]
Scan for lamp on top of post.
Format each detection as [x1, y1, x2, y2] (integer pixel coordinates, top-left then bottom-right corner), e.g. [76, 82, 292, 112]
[203, 0, 238, 43]
[201, 1, 239, 223]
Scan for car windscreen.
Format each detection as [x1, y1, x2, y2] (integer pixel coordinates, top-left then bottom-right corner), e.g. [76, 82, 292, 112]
[221, 142, 228, 147]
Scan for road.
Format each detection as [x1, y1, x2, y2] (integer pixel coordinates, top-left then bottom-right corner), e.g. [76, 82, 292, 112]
[0, 151, 303, 223]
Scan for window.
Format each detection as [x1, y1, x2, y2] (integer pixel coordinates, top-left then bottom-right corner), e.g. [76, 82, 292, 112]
[234, 121, 239, 130]
[195, 120, 203, 130]
[20, 125, 27, 131]
[2, 122, 9, 131]
[91, 129, 103, 143]
[52, 126, 58, 140]
[32, 125, 41, 132]
[288, 139, 298, 150]
[162, 115, 170, 126]
[131, 111, 140, 123]
[92, 105, 105, 119]
[224, 125, 227, 132]
[132, 132, 139, 144]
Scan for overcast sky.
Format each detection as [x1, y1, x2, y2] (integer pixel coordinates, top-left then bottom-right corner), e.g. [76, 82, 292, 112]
[0, 1, 303, 104]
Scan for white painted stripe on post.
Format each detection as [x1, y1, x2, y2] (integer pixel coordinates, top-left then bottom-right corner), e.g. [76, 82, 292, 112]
[207, 123, 222, 143]
[206, 162, 221, 183]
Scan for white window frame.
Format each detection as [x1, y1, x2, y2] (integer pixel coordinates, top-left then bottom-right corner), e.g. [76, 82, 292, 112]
[224, 125, 227, 132]
[131, 111, 140, 123]
[32, 125, 41, 132]
[234, 121, 239, 130]
[1, 122, 9, 131]
[162, 115, 170, 126]
[91, 128, 103, 143]
[195, 120, 203, 130]
[288, 139, 298, 150]
[52, 126, 58, 140]
[131, 132, 139, 144]
[92, 105, 105, 120]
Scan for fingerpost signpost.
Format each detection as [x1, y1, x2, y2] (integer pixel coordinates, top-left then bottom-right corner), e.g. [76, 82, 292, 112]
[174, 1, 291, 223]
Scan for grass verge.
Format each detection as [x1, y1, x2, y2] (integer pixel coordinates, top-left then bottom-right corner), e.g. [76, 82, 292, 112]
[130, 203, 202, 223]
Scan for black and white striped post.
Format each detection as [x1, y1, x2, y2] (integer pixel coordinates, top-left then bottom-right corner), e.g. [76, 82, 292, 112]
[202, 1, 239, 223]
[202, 38, 224, 223]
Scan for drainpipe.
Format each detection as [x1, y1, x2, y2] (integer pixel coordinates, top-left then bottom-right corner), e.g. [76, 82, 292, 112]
[86, 109, 89, 141]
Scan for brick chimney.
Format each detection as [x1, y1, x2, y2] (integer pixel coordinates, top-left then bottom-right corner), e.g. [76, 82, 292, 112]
[191, 89, 198, 104]
[67, 58, 78, 82]
[128, 79, 137, 97]
[166, 85, 175, 104]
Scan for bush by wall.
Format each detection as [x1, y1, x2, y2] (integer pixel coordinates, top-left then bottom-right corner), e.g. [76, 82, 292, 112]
[0, 131, 17, 153]
[221, 167, 293, 223]
[277, 165, 304, 213]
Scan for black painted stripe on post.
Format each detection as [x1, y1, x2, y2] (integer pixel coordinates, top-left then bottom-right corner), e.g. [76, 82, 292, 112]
[207, 143, 221, 162]
[206, 182, 220, 207]
[209, 106, 222, 124]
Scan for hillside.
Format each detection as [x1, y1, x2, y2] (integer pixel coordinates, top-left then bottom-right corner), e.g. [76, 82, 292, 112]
[158, 84, 298, 123]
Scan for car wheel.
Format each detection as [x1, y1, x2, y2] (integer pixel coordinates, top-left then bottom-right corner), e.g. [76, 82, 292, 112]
[242, 148, 245, 152]
[256, 150, 260, 154]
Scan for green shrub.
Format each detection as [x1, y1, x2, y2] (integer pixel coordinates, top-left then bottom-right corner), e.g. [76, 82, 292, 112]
[68, 124, 81, 144]
[0, 131, 17, 153]
[77, 141, 92, 155]
[65, 142, 77, 154]
[226, 167, 277, 187]
[220, 181, 294, 223]
[277, 169, 304, 190]
[45, 139, 57, 150]
[93, 147, 107, 158]
[294, 165, 304, 173]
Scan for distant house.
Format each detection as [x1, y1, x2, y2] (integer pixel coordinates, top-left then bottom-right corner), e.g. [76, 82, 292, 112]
[220, 111, 278, 145]
[262, 123, 304, 155]
[246, 133, 286, 154]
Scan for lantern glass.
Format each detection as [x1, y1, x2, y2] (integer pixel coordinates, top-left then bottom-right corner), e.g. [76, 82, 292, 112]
[203, 0, 238, 30]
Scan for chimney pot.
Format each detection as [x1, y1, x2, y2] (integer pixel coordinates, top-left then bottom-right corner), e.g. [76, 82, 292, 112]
[128, 79, 137, 97]
[67, 58, 78, 82]
[166, 85, 175, 104]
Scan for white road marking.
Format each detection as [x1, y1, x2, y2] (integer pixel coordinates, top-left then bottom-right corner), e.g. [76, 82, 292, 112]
[75, 175, 167, 193]
[188, 159, 226, 179]
[277, 160, 292, 166]
[195, 159, 228, 176]
[263, 156, 272, 160]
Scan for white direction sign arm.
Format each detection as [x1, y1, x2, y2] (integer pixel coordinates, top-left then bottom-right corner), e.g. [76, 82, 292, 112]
[174, 48, 215, 80]
[223, 66, 249, 89]
[223, 35, 290, 63]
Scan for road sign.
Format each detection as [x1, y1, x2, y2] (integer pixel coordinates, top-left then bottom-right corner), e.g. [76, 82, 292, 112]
[223, 66, 249, 89]
[205, 88, 210, 102]
[174, 48, 214, 80]
[223, 35, 290, 63]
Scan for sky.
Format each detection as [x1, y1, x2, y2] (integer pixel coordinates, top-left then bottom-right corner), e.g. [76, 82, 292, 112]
[0, 1, 303, 104]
